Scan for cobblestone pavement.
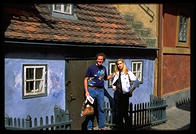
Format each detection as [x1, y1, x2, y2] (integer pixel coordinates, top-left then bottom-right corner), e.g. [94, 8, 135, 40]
[150, 106, 190, 130]
[92, 105, 191, 131]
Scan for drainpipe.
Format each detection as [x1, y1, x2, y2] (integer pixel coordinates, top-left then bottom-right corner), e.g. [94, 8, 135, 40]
[157, 4, 163, 97]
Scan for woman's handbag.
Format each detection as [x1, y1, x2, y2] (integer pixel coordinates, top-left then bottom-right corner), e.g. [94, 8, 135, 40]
[126, 74, 137, 97]
[80, 98, 94, 117]
[126, 87, 136, 97]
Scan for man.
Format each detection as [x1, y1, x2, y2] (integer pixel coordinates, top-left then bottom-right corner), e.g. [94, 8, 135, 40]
[83, 53, 113, 130]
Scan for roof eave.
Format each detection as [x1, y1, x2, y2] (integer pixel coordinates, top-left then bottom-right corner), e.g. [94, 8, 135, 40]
[4, 39, 159, 50]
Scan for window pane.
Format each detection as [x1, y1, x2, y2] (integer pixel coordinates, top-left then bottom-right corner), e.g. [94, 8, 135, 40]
[36, 68, 43, 79]
[133, 72, 137, 77]
[111, 65, 115, 73]
[26, 68, 34, 80]
[64, 4, 71, 13]
[137, 63, 141, 71]
[35, 80, 44, 92]
[54, 4, 61, 11]
[35, 81, 40, 90]
[133, 63, 136, 71]
[178, 16, 187, 42]
[26, 81, 34, 93]
[137, 72, 141, 80]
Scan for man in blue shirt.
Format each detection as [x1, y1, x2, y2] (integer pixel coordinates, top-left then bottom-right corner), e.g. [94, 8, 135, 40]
[84, 53, 113, 130]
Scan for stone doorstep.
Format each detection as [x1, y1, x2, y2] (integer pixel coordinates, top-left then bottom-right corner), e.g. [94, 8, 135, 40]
[93, 126, 112, 130]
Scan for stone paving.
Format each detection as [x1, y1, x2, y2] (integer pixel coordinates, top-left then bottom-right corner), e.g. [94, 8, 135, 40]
[150, 106, 190, 130]
[92, 104, 191, 131]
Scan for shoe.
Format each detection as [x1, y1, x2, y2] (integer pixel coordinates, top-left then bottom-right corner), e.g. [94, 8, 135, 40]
[87, 128, 93, 130]
[98, 128, 105, 130]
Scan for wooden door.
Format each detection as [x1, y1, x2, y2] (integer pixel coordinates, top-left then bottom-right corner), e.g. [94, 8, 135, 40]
[66, 60, 95, 130]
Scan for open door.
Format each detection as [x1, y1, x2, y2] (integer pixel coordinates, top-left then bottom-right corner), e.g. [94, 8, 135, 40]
[66, 60, 95, 130]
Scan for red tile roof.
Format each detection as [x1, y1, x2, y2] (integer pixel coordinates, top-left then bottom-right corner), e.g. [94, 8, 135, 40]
[4, 4, 146, 47]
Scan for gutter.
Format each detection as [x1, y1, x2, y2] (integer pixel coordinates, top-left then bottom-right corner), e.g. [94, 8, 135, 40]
[157, 4, 163, 97]
[4, 40, 160, 51]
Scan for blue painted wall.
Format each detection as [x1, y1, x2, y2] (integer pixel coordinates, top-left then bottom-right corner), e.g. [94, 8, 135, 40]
[5, 58, 65, 120]
[4, 56, 155, 121]
[103, 58, 154, 105]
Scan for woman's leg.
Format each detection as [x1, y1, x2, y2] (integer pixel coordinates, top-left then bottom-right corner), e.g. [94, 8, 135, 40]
[122, 95, 130, 129]
[114, 91, 123, 128]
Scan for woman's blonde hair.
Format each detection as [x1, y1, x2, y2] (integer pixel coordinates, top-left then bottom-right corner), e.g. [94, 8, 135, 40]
[114, 59, 129, 74]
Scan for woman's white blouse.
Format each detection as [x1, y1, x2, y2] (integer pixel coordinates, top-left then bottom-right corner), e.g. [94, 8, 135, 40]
[112, 71, 139, 94]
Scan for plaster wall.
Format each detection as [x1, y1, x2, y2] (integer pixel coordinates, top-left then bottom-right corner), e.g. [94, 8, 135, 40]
[5, 58, 65, 120]
[104, 58, 155, 105]
[114, 4, 158, 41]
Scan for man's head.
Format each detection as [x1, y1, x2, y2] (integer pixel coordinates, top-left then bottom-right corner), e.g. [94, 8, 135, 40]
[96, 53, 106, 66]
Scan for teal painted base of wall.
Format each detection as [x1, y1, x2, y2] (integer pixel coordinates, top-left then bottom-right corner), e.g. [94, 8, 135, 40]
[163, 89, 190, 109]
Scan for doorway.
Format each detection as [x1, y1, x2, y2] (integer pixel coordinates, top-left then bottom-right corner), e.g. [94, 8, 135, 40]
[66, 60, 95, 130]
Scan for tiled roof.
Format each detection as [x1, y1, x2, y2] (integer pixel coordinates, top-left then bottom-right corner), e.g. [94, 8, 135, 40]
[4, 4, 146, 47]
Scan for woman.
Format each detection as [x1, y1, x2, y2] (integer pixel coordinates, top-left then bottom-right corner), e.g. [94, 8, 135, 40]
[112, 59, 139, 129]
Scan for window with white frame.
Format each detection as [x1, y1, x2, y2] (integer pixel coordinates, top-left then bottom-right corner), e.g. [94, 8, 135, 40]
[108, 61, 116, 87]
[53, 4, 73, 15]
[131, 61, 143, 82]
[23, 64, 47, 99]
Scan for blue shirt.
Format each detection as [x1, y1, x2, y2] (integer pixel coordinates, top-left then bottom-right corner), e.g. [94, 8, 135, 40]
[85, 64, 107, 87]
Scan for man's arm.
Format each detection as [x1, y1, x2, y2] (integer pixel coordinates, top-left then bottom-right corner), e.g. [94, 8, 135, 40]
[84, 77, 89, 97]
[107, 73, 114, 80]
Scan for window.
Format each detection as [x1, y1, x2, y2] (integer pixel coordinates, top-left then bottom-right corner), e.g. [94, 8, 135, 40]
[52, 4, 76, 20]
[53, 4, 73, 15]
[178, 15, 188, 42]
[23, 64, 47, 99]
[131, 61, 143, 82]
[108, 61, 116, 88]
[176, 14, 190, 47]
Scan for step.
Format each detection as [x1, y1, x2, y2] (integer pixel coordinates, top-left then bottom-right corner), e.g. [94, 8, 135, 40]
[143, 37, 157, 47]
[132, 21, 143, 29]
[134, 28, 151, 37]
[121, 13, 135, 25]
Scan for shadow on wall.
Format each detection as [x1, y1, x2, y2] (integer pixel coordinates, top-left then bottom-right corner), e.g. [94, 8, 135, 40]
[176, 97, 190, 111]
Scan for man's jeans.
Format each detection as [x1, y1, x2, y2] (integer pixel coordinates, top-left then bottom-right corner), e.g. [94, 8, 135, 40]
[86, 87, 105, 129]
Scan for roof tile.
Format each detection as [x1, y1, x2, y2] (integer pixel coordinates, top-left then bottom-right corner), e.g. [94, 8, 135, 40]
[4, 4, 146, 47]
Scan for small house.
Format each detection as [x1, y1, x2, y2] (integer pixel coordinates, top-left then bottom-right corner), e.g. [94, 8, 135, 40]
[3, 3, 158, 129]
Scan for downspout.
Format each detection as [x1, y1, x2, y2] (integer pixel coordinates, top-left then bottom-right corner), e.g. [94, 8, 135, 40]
[157, 4, 163, 97]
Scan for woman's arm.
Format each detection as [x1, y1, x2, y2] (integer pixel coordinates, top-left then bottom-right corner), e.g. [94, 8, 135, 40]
[128, 71, 140, 89]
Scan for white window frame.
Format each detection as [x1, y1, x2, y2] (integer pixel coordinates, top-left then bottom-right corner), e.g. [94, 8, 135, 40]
[108, 61, 116, 88]
[131, 61, 143, 82]
[52, 4, 73, 15]
[23, 64, 47, 99]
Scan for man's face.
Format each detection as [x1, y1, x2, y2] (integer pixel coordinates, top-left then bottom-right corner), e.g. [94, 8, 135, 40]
[96, 56, 104, 66]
